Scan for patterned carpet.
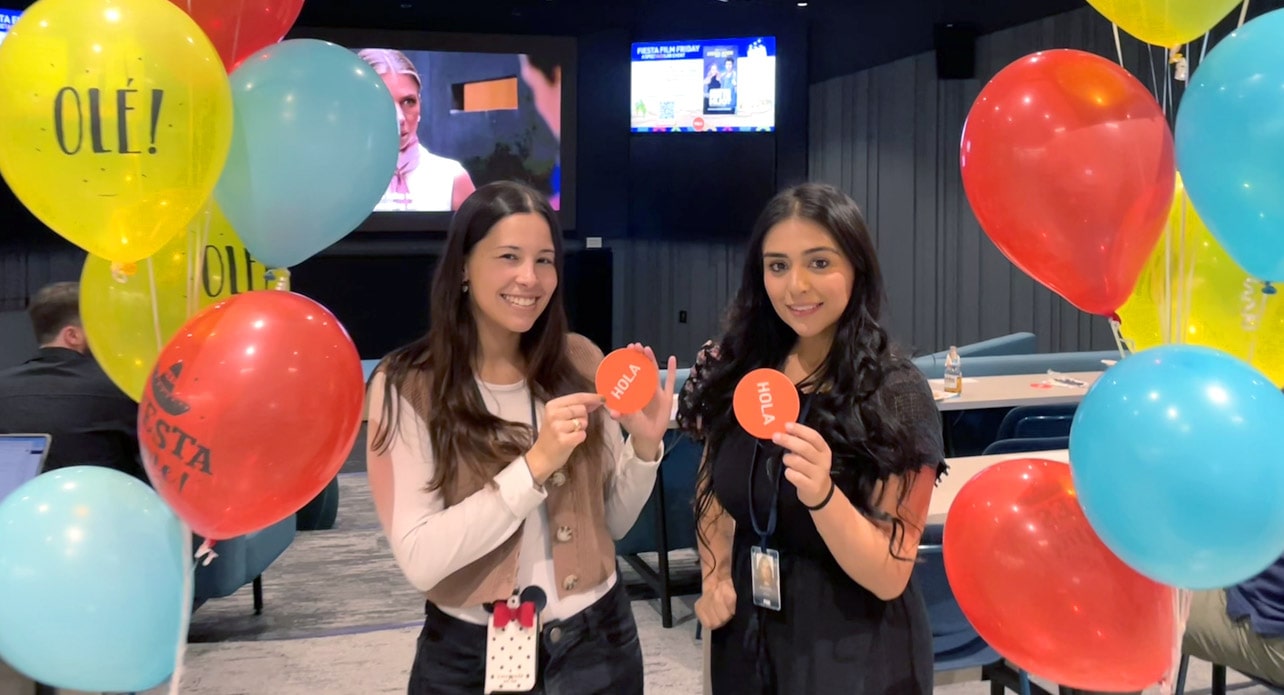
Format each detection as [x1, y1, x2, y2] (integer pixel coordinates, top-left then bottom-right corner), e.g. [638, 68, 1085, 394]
[0, 426, 1255, 694]
[172, 464, 709, 694]
[187, 472, 702, 644]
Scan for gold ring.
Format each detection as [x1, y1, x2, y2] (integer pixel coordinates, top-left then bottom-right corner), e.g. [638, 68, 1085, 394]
[572, 418, 582, 432]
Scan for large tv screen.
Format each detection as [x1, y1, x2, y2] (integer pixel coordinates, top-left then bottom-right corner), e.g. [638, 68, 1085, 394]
[0, 8, 20, 47]
[289, 28, 576, 233]
[631, 36, 776, 133]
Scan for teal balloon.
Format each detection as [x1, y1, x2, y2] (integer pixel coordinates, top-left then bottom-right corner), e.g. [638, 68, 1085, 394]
[215, 38, 399, 268]
[0, 467, 186, 692]
[1070, 345, 1284, 589]
[1176, 9, 1284, 282]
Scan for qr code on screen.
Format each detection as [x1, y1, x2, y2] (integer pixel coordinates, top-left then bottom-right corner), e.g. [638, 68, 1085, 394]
[660, 101, 675, 120]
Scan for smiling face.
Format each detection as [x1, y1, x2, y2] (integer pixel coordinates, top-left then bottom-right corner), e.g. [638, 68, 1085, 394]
[761, 216, 856, 344]
[380, 71, 421, 150]
[463, 212, 558, 338]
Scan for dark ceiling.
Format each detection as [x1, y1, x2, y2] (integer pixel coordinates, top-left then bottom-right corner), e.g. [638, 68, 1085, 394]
[294, 0, 1088, 82]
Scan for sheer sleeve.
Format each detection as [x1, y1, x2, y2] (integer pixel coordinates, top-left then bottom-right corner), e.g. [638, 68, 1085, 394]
[675, 339, 721, 443]
[880, 364, 947, 481]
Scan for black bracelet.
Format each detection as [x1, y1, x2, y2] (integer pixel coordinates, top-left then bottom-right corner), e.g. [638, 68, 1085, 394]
[804, 479, 836, 511]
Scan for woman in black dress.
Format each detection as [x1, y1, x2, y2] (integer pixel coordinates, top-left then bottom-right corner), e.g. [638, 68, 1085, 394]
[678, 183, 946, 694]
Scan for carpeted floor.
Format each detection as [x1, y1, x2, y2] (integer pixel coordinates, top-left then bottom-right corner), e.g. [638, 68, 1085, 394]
[172, 470, 1263, 695]
[2, 427, 1267, 694]
[187, 473, 702, 644]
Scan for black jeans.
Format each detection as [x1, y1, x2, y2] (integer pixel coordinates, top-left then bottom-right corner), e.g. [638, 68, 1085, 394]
[408, 579, 643, 694]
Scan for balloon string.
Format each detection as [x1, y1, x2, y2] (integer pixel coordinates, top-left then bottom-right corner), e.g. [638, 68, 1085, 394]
[147, 257, 164, 354]
[166, 521, 195, 695]
[1165, 48, 1175, 117]
[1162, 207, 1173, 344]
[1177, 197, 1194, 345]
[1108, 317, 1132, 358]
[231, 3, 241, 69]
[186, 221, 198, 319]
[1147, 44, 1161, 101]
[1112, 23, 1125, 67]
[1244, 282, 1274, 363]
[188, 205, 212, 319]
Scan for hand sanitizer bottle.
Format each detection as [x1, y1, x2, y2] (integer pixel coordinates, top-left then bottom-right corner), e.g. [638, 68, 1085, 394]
[943, 346, 963, 394]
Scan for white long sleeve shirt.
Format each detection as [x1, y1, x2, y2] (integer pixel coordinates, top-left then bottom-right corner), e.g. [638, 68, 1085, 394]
[366, 372, 663, 625]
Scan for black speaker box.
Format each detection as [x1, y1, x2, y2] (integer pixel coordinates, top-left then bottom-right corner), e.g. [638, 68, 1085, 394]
[934, 23, 978, 80]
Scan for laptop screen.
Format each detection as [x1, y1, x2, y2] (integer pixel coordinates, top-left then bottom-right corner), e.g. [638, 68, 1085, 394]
[0, 434, 50, 503]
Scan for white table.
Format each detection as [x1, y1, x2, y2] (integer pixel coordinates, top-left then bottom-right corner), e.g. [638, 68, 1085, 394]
[928, 449, 1070, 523]
[928, 372, 1100, 411]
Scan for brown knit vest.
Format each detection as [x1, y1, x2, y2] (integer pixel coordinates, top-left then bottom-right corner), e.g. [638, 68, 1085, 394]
[400, 335, 619, 609]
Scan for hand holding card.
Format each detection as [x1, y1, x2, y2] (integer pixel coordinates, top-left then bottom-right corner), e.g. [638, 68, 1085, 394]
[596, 345, 675, 461]
[732, 368, 800, 440]
[595, 347, 660, 415]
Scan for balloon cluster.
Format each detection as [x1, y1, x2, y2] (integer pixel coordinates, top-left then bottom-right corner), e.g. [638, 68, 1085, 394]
[0, 0, 374, 689]
[948, 3, 1284, 691]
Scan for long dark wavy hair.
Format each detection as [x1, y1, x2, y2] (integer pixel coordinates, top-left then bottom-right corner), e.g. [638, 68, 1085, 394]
[370, 181, 606, 502]
[687, 183, 936, 565]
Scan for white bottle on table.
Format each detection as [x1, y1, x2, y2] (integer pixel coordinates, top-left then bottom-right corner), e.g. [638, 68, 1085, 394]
[943, 346, 963, 394]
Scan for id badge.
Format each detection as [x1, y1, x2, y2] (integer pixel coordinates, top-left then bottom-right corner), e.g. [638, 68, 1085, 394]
[484, 587, 546, 693]
[750, 546, 782, 611]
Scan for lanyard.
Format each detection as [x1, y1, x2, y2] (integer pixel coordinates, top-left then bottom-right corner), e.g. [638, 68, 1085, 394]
[529, 391, 539, 435]
[746, 396, 812, 549]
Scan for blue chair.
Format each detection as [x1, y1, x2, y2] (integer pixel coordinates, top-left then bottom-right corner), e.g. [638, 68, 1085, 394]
[917, 524, 1044, 694]
[615, 428, 700, 628]
[296, 475, 340, 531]
[995, 404, 1077, 441]
[193, 514, 297, 614]
[615, 368, 701, 628]
[981, 436, 1070, 456]
[1176, 653, 1284, 694]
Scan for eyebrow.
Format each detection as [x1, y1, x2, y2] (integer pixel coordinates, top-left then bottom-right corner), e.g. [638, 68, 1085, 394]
[763, 246, 840, 257]
[496, 245, 556, 254]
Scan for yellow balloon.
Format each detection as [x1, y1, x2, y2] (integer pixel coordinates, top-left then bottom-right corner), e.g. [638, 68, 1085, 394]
[1086, 0, 1242, 47]
[0, 0, 233, 263]
[80, 203, 285, 401]
[1118, 177, 1284, 386]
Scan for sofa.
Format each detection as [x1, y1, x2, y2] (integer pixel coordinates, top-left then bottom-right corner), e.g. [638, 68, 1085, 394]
[910, 331, 1119, 378]
[911, 332, 1118, 455]
[296, 476, 341, 531]
[193, 514, 298, 614]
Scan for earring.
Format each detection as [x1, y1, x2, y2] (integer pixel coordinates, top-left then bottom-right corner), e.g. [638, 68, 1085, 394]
[462, 281, 469, 294]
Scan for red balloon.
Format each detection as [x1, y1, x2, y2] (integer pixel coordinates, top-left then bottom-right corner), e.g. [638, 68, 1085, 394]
[943, 458, 1176, 691]
[169, 0, 305, 72]
[139, 290, 363, 540]
[960, 49, 1174, 316]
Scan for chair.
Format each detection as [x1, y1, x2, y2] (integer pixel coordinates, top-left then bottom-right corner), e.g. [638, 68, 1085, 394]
[917, 524, 1046, 695]
[995, 404, 1077, 441]
[1175, 653, 1284, 694]
[981, 436, 1070, 456]
[615, 428, 701, 628]
[296, 475, 340, 531]
[193, 514, 297, 614]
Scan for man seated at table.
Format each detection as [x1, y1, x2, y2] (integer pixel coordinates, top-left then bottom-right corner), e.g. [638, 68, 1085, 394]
[1186, 556, 1284, 686]
[0, 281, 146, 482]
[1068, 555, 1284, 693]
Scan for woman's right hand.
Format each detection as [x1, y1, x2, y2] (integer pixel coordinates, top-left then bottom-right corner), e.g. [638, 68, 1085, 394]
[694, 577, 736, 631]
[525, 392, 605, 485]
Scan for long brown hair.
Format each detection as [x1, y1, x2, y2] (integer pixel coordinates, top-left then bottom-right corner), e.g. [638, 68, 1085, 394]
[685, 183, 944, 568]
[370, 181, 606, 502]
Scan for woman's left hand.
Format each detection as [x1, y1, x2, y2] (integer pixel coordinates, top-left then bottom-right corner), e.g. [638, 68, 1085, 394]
[774, 422, 835, 508]
[610, 343, 677, 460]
